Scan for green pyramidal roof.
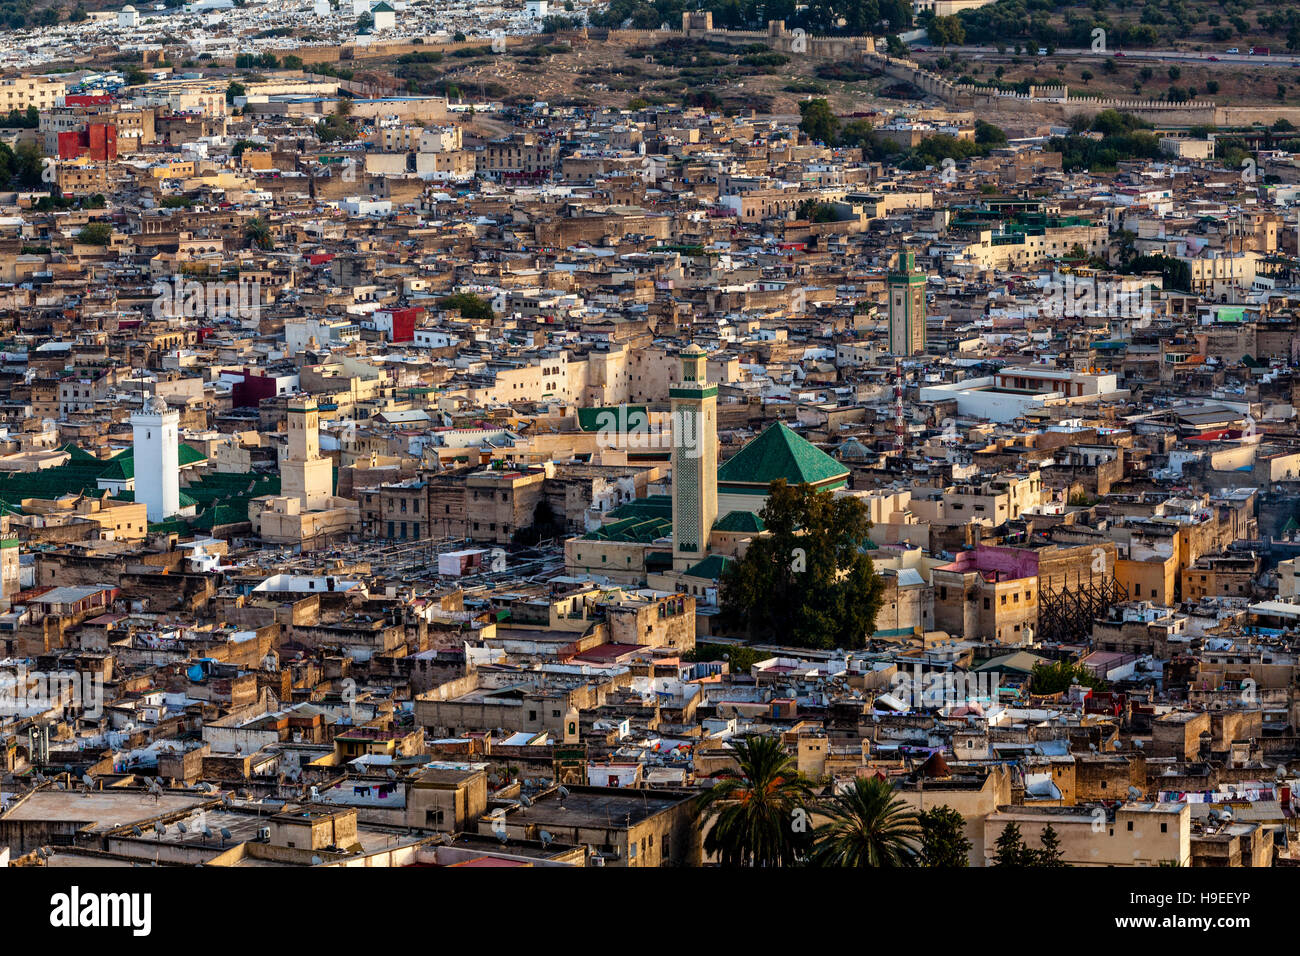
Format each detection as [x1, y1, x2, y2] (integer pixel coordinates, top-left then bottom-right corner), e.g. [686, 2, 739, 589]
[716, 421, 849, 488]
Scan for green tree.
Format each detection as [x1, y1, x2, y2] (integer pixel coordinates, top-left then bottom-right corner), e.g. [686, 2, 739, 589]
[436, 292, 494, 320]
[13, 141, 43, 187]
[75, 222, 112, 245]
[992, 821, 1028, 867]
[244, 216, 272, 250]
[718, 479, 885, 650]
[798, 97, 838, 144]
[1029, 659, 1103, 695]
[695, 735, 814, 867]
[928, 14, 965, 47]
[1035, 824, 1066, 867]
[809, 776, 921, 867]
[918, 805, 972, 867]
[226, 81, 245, 105]
[974, 120, 1007, 147]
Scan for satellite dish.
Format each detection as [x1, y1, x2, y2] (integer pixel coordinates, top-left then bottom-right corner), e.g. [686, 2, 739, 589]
[310, 855, 322, 865]
[539, 829, 554, 846]
[133, 826, 143, 837]
[156, 823, 167, 837]
[386, 768, 396, 781]
[176, 821, 188, 833]
[557, 785, 570, 801]
[519, 794, 532, 808]
[81, 774, 94, 789]
[220, 827, 232, 842]
[1127, 785, 1142, 801]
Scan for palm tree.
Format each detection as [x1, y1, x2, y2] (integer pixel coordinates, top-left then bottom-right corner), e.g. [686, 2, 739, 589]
[244, 216, 272, 250]
[695, 735, 814, 867]
[808, 775, 921, 867]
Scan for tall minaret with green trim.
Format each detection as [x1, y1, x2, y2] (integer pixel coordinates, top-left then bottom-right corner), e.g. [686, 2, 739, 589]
[888, 249, 927, 356]
[671, 343, 717, 573]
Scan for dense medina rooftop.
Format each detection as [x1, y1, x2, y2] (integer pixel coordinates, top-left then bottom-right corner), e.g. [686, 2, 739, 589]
[0, 1, 1298, 884]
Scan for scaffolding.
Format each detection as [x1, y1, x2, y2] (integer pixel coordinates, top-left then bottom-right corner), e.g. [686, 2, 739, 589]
[1038, 575, 1129, 646]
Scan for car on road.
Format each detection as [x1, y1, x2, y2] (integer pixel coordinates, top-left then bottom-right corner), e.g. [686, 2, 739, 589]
[1207, 55, 1219, 61]
[1037, 46, 1048, 55]
[1250, 47, 1270, 55]
[1114, 51, 1125, 57]
[1226, 47, 1239, 54]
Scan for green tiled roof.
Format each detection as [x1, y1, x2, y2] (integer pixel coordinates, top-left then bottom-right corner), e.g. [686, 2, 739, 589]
[716, 422, 849, 488]
[114, 489, 201, 509]
[713, 510, 765, 533]
[580, 494, 673, 543]
[196, 502, 254, 530]
[684, 554, 731, 580]
[577, 405, 650, 433]
[107, 442, 208, 474]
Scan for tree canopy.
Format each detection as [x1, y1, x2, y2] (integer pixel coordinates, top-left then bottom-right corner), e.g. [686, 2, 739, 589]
[718, 479, 885, 649]
[437, 292, 494, 320]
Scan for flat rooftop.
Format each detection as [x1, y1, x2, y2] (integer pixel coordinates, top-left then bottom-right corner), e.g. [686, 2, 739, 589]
[3, 789, 207, 830]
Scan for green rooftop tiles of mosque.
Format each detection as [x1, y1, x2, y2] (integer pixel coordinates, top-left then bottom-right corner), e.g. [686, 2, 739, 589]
[0, 443, 279, 526]
[684, 554, 732, 579]
[716, 421, 849, 488]
[576, 406, 650, 432]
[581, 494, 672, 542]
[712, 510, 764, 533]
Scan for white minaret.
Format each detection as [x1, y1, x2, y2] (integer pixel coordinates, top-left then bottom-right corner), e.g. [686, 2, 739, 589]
[131, 396, 180, 522]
